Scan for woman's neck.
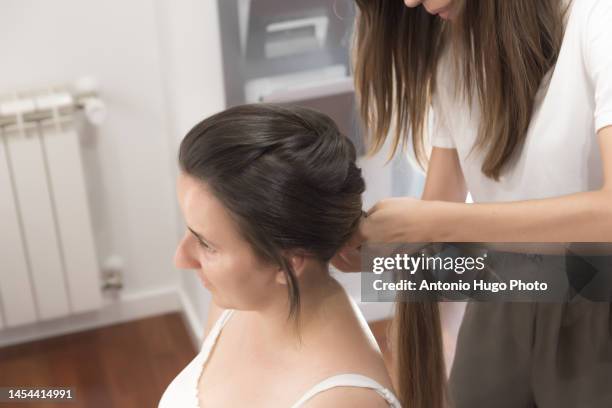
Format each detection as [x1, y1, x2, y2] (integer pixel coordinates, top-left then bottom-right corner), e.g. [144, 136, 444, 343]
[243, 266, 344, 351]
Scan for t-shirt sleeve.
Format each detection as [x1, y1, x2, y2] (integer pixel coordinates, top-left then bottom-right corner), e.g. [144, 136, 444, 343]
[430, 90, 456, 149]
[583, 0, 612, 132]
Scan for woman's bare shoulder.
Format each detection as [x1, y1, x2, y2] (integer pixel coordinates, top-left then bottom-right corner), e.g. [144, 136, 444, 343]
[305, 280, 393, 389]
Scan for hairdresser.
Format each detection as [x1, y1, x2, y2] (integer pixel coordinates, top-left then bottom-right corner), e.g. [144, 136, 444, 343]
[333, 0, 612, 407]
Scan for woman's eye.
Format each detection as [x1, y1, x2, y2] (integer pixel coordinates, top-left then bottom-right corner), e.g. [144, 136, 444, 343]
[197, 239, 213, 251]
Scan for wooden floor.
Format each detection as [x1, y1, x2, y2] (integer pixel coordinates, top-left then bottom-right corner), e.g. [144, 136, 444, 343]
[0, 313, 196, 408]
[0, 312, 393, 408]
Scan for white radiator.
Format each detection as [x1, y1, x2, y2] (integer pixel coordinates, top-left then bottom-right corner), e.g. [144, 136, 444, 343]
[0, 89, 103, 329]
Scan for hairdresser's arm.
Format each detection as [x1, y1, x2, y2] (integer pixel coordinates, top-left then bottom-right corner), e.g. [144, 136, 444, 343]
[374, 127, 612, 242]
[421, 147, 468, 203]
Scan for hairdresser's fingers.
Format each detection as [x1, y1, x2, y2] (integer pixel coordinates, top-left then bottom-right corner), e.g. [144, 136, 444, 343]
[330, 247, 362, 273]
[365, 200, 384, 217]
[330, 253, 351, 272]
[330, 213, 368, 272]
[344, 212, 368, 250]
[346, 228, 366, 250]
[331, 249, 354, 271]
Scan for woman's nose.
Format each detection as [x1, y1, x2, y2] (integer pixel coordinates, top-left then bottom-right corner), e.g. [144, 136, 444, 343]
[404, 0, 423, 8]
[174, 232, 200, 270]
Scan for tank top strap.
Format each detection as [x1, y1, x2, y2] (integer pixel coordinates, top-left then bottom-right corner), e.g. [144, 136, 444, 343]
[200, 309, 235, 356]
[289, 373, 402, 408]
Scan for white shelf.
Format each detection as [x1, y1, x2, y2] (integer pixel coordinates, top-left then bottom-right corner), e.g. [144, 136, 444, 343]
[244, 64, 352, 103]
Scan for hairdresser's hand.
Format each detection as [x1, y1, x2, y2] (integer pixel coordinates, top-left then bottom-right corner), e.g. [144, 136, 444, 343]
[331, 227, 365, 272]
[332, 197, 436, 272]
[361, 197, 437, 244]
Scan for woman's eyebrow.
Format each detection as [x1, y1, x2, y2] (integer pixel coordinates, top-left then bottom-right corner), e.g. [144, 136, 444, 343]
[187, 226, 216, 247]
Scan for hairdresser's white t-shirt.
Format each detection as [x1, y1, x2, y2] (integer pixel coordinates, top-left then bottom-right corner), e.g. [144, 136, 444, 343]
[430, 0, 612, 203]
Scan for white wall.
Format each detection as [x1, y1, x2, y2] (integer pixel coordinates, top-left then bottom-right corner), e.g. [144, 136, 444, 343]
[0, 0, 183, 300]
[153, 0, 227, 336]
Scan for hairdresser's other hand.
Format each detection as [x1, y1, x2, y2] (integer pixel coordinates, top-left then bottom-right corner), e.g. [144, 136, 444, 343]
[330, 225, 365, 272]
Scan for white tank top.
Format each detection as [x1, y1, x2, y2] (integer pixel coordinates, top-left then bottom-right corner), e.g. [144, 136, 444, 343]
[158, 309, 402, 408]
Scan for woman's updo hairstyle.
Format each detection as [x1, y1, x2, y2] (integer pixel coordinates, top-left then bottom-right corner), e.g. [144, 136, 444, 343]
[179, 104, 365, 318]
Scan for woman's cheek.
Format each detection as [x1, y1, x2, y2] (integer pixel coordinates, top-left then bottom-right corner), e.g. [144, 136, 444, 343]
[198, 250, 221, 277]
[204, 251, 241, 286]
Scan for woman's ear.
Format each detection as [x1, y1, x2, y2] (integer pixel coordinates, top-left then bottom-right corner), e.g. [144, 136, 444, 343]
[274, 251, 306, 285]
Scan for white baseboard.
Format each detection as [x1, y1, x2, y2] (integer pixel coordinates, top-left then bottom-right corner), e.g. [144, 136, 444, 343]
[177, 287, 204, 348]
[0, 286, 182, 348]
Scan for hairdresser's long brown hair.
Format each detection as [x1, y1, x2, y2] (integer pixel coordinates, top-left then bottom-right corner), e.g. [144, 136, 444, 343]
[393, 301, 446, 408]
[353, 0, 566, 180]
[354, 2, 566, 407]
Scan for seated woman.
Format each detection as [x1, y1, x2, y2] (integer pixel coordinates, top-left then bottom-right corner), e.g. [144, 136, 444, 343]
[159, 104, 402, 408]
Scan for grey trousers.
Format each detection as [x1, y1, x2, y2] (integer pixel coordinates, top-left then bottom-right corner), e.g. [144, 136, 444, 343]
[449, 300, 612, 408]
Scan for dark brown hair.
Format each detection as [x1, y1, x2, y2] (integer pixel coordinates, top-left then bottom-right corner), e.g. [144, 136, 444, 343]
[178, 104, 365, 319]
